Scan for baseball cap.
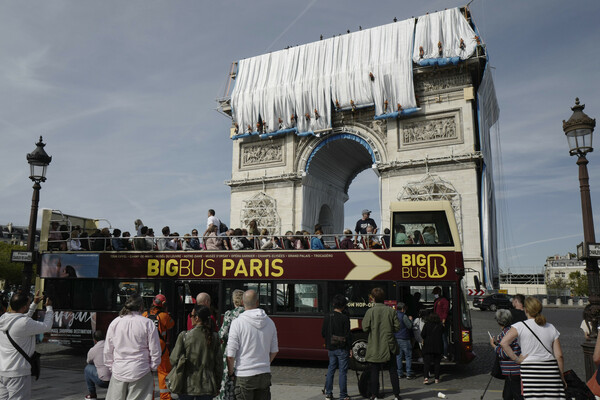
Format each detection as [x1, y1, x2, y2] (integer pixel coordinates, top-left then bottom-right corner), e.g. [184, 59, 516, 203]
[362, 209, 371, 214]
[154, 294, 167, 306]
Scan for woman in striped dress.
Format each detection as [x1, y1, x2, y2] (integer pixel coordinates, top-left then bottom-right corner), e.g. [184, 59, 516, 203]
[500, 297, 566, 399]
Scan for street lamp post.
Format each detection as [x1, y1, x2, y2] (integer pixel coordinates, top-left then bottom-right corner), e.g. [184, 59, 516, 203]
[562, 98, 598, 380]
[22, 136, 52, 292]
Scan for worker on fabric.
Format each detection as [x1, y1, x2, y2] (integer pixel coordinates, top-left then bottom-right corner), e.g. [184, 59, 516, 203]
[143, 294, 175, 400]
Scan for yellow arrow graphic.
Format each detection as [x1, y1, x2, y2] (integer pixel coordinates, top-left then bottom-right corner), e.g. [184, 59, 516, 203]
[344, 252, 393, 280]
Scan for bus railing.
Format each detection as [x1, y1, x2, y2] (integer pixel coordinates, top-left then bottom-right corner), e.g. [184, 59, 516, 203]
[44, 232, 445, 252]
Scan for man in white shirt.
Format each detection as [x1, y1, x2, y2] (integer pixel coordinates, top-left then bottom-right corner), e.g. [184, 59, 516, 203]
[85, 330, 111, 400]
[207, 209, 221, 234]
[104, 294, 161, 400]
[226, 290, 278, 400]
[0, 291, 53, 400]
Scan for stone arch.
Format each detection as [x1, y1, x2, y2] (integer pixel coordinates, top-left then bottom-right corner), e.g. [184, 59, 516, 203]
[296, 124, 387, 232]
[295, 122, 388, 174]
[317, 204, 334, 234]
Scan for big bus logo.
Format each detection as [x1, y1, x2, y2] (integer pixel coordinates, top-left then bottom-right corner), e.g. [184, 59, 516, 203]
[400, 254, 447, 279]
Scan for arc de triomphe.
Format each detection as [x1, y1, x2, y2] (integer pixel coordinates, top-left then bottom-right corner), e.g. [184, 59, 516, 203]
[217, 8, 499, 289]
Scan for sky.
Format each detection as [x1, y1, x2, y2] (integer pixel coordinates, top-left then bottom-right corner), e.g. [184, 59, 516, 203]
[0, 0, 599, 272]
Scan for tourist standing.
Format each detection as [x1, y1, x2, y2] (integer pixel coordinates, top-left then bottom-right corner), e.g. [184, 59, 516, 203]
[510, 294, 527, 323]
[432, 287, 450, 359]
[395, 302, 414, 379]
[491, 309, 522, 400]
[362, 287, 401, 400]
[226, 290, 278, 399]
[322, 294, 352, 400]
[421, 312, 443, 384]
[169, 305, 222, 400]
[143, 294, 175, 400]
[0, 291, 53, 399]
[104, 294, 161, 400]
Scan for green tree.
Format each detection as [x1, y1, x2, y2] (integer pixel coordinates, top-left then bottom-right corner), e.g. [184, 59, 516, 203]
[568, 271, 588, 296]
[546, 277, 569, 290]
[0, 242, 27, 287]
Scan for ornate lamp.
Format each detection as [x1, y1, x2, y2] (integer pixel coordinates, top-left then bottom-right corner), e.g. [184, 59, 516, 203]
[27, 136, 52, 182]
[563, 98, 599, 380]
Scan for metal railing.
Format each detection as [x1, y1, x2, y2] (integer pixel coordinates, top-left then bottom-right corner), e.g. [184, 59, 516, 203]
[44, 232, 403, 252]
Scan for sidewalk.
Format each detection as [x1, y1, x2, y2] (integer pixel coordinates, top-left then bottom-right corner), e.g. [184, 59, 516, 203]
[32, 367, 503, 400]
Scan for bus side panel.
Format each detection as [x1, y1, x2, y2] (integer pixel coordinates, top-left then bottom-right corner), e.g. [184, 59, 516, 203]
[271, 316, 328, 361]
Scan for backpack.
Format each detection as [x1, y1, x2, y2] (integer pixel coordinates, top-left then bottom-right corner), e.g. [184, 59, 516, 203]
[219, 221, 228, 233]
[147, 312, 161, 331]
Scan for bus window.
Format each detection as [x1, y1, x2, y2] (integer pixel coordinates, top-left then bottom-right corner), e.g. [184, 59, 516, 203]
[391, 211, 453, 246]
[276, 283, 322, 314]
[223, 282, 272, 314]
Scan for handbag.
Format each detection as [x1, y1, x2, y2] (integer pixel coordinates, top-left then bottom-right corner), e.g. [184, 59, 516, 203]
[4, 320, 41, 380]
[587, 368, 600, 397]
[165, 331, 188, 394]
[491, 354, 504, 380]
[562, 369, 594, 399]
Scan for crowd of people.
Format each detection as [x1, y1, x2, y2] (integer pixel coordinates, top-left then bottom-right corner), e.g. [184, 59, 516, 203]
[47, 209, 409, 252]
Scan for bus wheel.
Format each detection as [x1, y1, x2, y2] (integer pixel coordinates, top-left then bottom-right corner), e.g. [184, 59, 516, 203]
[349, 331, 369, 371]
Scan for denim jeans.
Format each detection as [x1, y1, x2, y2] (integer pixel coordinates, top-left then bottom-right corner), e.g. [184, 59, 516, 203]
[84, 364, 110, 394]
[325, 348, 349, 398]
[396, 338, 412, 376]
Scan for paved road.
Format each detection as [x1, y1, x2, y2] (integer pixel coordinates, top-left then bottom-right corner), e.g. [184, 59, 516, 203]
[32, 307, 587, 399]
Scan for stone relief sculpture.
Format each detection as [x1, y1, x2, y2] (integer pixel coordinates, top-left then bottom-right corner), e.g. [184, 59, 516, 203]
[240, 192, 281, 235]
[241, 142, 283, 167]
[402, 117, 457, 144]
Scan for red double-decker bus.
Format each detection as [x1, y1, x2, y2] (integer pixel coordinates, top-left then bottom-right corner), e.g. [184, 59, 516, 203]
[36, 201, 474, 366]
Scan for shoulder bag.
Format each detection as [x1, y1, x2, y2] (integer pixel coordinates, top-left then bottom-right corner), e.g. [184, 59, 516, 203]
[165, 331, 188, 394]
[4, 318, 41, 380]
[329, 313, 346, 347]
[520, 321, 553, 355]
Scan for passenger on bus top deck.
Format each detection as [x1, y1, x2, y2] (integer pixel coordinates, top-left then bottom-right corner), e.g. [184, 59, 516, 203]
[157, 226, 171, 251]
[134, 219, 144, 236]
[311, 229, 325, 250]
[382, 228, 391, 249]
[282, 231, 294, 250]
[339, 229, 355, 249]
[422, 226, 436, 244]
[366, 226, 382, 249]
[182, 233, 193, 251]
[412, 230, 424, 245]
[207, 209, 221, 234]
[355, 209, 378, 236]
[189, 229, 201, 250]
[146, 228, 156, 251]
[394, 224, 410, 245]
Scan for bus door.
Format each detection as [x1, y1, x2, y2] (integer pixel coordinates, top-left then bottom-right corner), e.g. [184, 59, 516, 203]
[175, 281, 221, 333]
[397, 283, 457, 361]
